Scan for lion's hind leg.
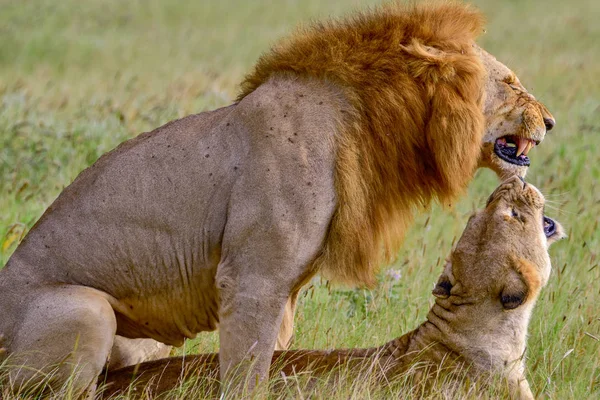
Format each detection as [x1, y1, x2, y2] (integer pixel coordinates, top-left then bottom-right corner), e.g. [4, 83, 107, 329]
[106, 336, 172, 370]
[5, 285, 117, 398]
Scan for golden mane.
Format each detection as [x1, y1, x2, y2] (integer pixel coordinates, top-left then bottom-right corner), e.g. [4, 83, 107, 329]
[238, 1, 486, 286]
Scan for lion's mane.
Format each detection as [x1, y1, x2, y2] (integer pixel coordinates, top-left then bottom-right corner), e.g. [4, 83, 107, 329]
[238, 2, 486, 286]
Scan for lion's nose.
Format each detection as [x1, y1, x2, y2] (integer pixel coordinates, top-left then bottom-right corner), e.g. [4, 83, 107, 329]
[544, 117, 555, 131]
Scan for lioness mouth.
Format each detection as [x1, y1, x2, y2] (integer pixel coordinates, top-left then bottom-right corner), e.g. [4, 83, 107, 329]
[494, 136, 538, 166]
[543, 216, 556, 238]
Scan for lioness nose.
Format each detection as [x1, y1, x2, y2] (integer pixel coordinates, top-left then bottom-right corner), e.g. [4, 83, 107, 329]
[544, 117, 555, 131]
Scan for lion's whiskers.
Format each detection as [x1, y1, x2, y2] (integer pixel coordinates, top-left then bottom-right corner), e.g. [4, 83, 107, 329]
[543, 204, 574, 216]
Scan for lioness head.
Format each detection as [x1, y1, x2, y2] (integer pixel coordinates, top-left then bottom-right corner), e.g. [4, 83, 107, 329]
[428, 176, 564, 396]
[431, 176, 564, 375]
[434, 176, 564, 308]
[476, 47, 556, 179]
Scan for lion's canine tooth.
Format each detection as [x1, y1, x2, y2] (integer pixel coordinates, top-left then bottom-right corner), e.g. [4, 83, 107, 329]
[522, 140, 534, 156]
[516, 138, 528, 156]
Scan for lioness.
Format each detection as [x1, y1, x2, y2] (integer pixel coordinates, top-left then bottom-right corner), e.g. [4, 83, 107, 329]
[0, 2, 555, 396]
[100, 176, 565, 399]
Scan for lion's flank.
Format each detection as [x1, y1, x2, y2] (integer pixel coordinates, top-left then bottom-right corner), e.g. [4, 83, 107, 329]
[239, 1, 487, 286]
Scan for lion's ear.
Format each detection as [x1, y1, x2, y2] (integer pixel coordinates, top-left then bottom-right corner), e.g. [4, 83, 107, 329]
[432, 261, 453, 298]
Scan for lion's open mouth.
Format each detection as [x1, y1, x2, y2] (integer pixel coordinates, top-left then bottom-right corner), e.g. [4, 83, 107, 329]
[543, 216, 556, 238]
[494, 136, 538, 166]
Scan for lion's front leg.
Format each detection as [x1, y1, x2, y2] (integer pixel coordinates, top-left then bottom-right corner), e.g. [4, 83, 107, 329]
[217, 274, 290, 395]
[214, 107, 337, 392]
[215, 181, 334, 394]
[508, 372, 534, 400]
[215, 245, 315, 394]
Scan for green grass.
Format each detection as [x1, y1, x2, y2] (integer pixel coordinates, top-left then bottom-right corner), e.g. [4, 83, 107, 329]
[1, 0, 599, 398]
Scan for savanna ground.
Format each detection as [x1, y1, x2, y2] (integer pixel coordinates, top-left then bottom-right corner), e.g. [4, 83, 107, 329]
[0, 0, 598, 398]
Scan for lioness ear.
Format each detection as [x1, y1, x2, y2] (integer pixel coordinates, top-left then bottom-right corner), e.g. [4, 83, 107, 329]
[433, 276, 452, 298]
[500, 277, 527, 309]
[432, 261, 453, 298]
[500, 262, 529, 310]
[501, 258, 543, 310]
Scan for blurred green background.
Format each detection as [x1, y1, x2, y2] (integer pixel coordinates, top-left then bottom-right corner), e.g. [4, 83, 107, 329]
[1, 0, 599, 398]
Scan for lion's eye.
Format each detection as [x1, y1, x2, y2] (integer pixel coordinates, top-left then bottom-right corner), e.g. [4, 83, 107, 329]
[511, 208, 526, 223]
[501, 81, 521, 92]
[501, 76, 520, 92]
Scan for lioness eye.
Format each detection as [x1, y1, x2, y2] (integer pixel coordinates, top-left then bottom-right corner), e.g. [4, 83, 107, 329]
[511, 208, 518, 218]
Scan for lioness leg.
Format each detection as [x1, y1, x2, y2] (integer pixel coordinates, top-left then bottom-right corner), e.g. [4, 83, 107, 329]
[6, 286, 116, 397]
[106, 336, 172, 370]
[275, 290, 299, 350]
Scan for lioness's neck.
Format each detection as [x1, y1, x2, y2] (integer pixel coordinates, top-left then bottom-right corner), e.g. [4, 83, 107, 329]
[376, 320, 462, 375]
[424, 300, 534, 373]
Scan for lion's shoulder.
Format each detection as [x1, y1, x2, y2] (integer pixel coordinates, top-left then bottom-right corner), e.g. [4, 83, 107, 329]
[235, 75, 346, 145]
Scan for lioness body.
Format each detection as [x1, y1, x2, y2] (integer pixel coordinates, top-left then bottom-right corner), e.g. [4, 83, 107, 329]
[0, 2, 555, 396]
[101, 177, 564, 400]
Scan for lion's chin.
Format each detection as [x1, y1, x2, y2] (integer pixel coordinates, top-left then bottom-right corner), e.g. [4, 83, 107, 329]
[480, 143, 529, 179]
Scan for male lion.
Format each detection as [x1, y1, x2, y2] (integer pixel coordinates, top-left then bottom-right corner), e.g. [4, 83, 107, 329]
[0, 1, 555, 396]
[100, 176, 565, 400]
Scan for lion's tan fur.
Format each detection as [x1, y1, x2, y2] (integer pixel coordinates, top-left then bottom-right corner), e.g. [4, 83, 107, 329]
[239, 2, 486, 286]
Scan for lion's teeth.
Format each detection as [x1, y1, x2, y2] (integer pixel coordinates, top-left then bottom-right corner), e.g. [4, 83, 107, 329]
[516, 138, 528, 156]
[522, 141, 534, 156]
[506, 142, 516, 148]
